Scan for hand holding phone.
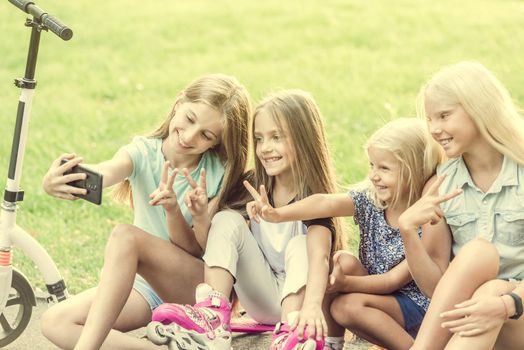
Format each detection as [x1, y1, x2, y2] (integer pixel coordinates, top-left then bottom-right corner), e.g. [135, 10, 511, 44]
[60, 159, 103, 205]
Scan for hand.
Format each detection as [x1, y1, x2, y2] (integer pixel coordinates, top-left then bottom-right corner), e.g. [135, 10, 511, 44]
[291, 304, 327, 341]
[398, 175, 462, 232]
[243, 181, 280, 223]
[326, 252, 348, 294]
[183, 168, 209, 218]
[42, 153, 87, 200]
[149, 161, 178, 213]
[440, 295, 508, 337]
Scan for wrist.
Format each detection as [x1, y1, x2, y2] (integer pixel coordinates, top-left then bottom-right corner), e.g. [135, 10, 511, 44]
[165, 204, 182, 216]
[399, 222, 418, 235]
[192, 216, 211, 233]
[501, 295, 512, 320]
[505, 292, 523, 320]
[303, 293, 323, 307]
[192, 212, 210, 223]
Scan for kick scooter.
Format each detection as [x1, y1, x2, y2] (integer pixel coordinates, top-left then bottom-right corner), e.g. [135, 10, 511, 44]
[0, 0, 73, 346]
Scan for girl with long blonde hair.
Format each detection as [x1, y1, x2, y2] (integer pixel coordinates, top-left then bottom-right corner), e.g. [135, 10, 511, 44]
[399, 61, 524, 350]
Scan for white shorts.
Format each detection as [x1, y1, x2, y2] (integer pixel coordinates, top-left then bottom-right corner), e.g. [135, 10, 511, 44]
[203, 210, 309, 324]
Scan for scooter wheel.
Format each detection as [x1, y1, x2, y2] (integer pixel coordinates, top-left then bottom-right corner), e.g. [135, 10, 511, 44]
[0, 269, 34, 347]
[147, 321, 170, 345]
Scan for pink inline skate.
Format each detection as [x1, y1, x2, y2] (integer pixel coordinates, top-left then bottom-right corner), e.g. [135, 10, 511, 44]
[270, 322, 324, 350]
[147, 284, 232, 350]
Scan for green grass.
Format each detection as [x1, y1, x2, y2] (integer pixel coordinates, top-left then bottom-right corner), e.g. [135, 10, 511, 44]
[1, 0, 523, 294]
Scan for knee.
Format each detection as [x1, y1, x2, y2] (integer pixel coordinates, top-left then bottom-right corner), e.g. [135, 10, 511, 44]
[330, 293, 364, 326]
[287, 235, 307, 252]
[473, 279, 511, 297]
[211, 210, 246, 226]
[453, 238, 499, 276]
[459, 238, 498, 261]
[209, 210, 248, 240]
[40, 304, 69, 341]
[285, 235, 307, 260]
[334, 251, 361, 275]
[107, 224, 139, 254]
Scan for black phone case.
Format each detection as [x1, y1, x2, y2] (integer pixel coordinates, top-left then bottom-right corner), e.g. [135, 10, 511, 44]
[60, 160, 103, 205]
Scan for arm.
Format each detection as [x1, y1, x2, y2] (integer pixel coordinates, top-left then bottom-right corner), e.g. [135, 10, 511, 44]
[42, 151, 133, 199]
[154, 167, 213, 257]
[164, 206, 202, 256]
[398, 175, 458, 297]
[187, 196, 219, 253]
[243, 181, 355, 222]
[330, 259, 413, 295]
[439, 281, 524, 337]
[505, 282, 524, 319]
[294, 225, 332, 340]
[277, 193, 355, 221]
[88, 148, 134, 188]
[167, 168, 218, 256]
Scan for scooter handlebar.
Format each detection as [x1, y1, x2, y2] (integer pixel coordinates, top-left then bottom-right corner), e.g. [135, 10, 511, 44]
[8, 0, 73, 41]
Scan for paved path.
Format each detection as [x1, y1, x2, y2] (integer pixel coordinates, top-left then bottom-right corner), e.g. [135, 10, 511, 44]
[3, 298, 375, 350]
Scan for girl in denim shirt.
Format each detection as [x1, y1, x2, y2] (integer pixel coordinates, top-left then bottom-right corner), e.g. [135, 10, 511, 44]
[249, 118, 443, 350]
[399, 61, 524, 350]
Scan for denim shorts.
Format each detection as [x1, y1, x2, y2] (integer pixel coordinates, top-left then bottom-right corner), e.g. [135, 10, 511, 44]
[394, 292, 426, 338]
[133, 274, 163, 311]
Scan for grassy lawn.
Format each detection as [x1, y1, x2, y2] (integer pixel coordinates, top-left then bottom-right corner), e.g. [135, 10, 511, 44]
[1, 0, 523, 294]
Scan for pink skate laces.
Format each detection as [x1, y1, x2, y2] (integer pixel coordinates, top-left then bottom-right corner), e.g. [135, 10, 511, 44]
[151, 284, 232, 335]
[187, 290, 231, 332]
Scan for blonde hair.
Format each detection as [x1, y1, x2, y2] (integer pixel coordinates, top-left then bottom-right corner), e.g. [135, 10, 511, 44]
[357, 118, 443, 209]
[252, 90, 345, 252]
[417, 61, 524, 164]
[113, 74, 252, 212]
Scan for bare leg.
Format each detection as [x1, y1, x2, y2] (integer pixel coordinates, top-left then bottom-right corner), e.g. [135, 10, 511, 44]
[412, 239, 499, 350]
[205, 265, 234, 298]
[323, 293, 345, 337]
[331, 293, 411, 350]
[325, 251, 368, 337]
[281, 287, 306, 322]
[445, 280, 518, 350]
[67, 224, 203, 350]
[495, 304, 524, 350]
[41, 287, 162, 350]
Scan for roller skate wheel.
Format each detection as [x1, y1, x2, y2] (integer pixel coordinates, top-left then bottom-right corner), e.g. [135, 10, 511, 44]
[147, 321, 170, 345]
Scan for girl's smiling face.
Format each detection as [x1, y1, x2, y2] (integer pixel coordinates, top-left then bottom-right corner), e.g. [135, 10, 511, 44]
[424, 96, 481, 159]
[254, 112, 295, 179]
[166, 101, 223, 156]
[367, 146, 407, 206]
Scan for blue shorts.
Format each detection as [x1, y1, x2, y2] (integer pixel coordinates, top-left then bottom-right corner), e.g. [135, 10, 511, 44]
[133, 274, 163, 311]
[394, 293, 426, 338]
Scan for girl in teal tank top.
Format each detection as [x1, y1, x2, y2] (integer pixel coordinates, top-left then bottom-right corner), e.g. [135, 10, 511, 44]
[40, 74, 253, 350]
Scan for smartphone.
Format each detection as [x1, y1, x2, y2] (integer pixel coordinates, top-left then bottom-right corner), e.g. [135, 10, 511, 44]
[60, 159, 103, 205]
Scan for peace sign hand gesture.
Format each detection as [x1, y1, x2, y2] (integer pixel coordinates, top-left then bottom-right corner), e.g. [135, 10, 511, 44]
[399, 175, 462, 232]
[149, 161, 178, 213]
[183, 168, 209, 218]
[243, 181, 280, 223]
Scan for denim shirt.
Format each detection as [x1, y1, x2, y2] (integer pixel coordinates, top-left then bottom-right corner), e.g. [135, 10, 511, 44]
[437, 156, 524, 279]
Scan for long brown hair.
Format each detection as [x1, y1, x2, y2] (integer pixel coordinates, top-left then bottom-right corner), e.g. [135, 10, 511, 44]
[113, 74, 252, 212]
[252, 90, 345, 251]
